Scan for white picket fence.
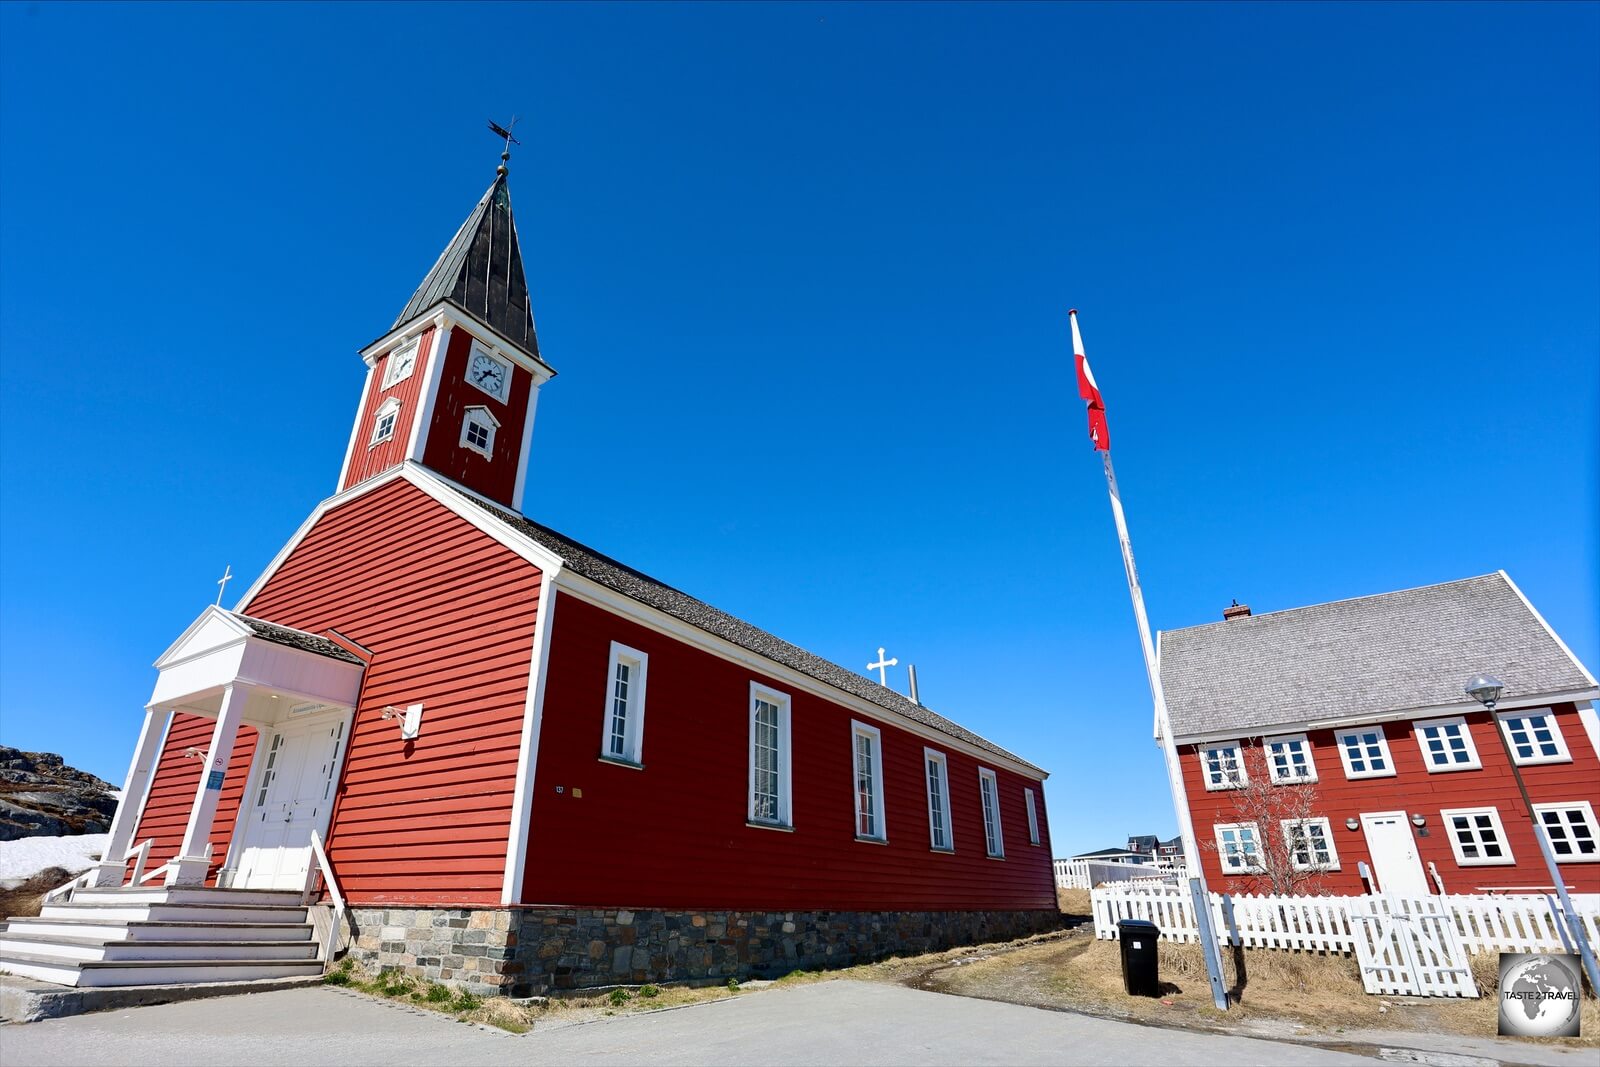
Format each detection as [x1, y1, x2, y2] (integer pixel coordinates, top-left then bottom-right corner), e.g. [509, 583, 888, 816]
[1092, 884, 1600, 956]
[1056, 858, 1185, 890]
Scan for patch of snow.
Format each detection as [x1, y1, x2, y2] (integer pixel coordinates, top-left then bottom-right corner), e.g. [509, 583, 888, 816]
[0, 833, 109, 888]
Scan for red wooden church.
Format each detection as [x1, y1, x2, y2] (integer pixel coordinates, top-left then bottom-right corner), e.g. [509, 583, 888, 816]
[0, 161, 1057, 994]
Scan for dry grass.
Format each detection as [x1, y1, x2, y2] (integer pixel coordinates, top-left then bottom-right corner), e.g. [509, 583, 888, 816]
[0, 866, 72, 920]
[1056, 888, 1090, 916]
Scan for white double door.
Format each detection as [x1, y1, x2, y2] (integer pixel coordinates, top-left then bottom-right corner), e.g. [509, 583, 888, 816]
[233, 713, 347, 890]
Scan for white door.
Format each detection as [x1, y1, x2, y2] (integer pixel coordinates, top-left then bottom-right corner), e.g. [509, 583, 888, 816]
[233, 715, 346, 890]
[1360, 811, 1431, 895]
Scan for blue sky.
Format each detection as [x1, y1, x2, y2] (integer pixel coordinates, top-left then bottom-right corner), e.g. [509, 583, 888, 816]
[1, 3, 1595, 859]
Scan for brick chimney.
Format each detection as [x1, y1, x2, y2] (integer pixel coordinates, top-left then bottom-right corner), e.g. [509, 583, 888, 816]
[1223, 599, 1252, 621]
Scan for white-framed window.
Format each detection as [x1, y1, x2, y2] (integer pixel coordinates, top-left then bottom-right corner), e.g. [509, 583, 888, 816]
[851, 721, 886, 841]
[978, 767, 1004, 858]
[1533, 802, 1600, 863]
[924, 748, 953, 851]
[1497, 709, 1572, 766]
[1282, 817, 1339, 870]
[381, 336, 421, 389]
[460, 405, 500, 459]
[598, 642, 647, 766]
[369, 396, 401, 446]
[1200, 741, 1246, 790]
[1335, 727, 1396, 779]
[1215, 822, 1262, 873]
[747, 684, 792, 828]
[1441, 807, 1514, 866]
[1265, 733, 1318, 784]
[1024, 788, 1041, 845]
[1414, 717, 1482, 772]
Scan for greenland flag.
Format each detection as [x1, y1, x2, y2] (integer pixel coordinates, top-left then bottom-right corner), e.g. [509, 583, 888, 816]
[1069, 310, 1110, 451]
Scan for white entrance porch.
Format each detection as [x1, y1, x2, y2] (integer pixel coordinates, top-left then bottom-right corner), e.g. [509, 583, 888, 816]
[88, 606, 365, 891]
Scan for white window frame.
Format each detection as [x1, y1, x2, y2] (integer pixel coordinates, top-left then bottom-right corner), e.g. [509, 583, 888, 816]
[850, 720, 886, 842]
[598, 641, 648, 766]
[1024, 787, 1041, 846]
[923, 748, 953, 852]
[466, 340, 514, 403]
[369, 396, 401, 447]
[1200, 740, 1247, 790]
[1532, 801, 1600, 863]
[1215, 822, 1262, 873]
[1440, 806, 1515, 866]
[1282, 817, 1339, 871]
[381, 336, 421, 389]
[1334, 727, 1396, 780]
[1414, 716, 1482, 772]
[747, 683, 792, 829]
[1497, 708, 1572, 766]
[460, 405, 500, 459]
[978, 767, 1004, 858]
[1264, 733, 1318, 784]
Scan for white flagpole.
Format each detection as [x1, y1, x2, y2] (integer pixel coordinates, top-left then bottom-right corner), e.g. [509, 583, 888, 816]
[1070, 310, 1231, 1011]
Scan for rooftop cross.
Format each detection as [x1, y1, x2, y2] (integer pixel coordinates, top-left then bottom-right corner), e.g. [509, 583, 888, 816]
[214, 564, 233, 606]
[866, 647, 898, 687]
[488, 117, 521, 175]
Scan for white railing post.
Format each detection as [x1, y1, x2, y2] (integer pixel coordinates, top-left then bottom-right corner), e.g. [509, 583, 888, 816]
[306, 829, 347, 963]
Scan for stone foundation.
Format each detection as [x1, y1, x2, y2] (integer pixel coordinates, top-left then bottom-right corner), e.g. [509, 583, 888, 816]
[348, 905, 1062, 997]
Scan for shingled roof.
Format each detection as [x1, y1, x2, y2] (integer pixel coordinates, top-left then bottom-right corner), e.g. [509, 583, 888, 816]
[233, 613, 365, 666]
[393, 172, 540, 359]
[1158, 573, 1597, 740]
[447, 487, 1044, 775]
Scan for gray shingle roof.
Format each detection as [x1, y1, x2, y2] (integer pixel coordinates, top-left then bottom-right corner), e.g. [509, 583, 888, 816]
[1159, 573, 1596, 740]
[449, 487, 1044, 775]
[233, 613, 365, 666]
[393, 173, 540, 360]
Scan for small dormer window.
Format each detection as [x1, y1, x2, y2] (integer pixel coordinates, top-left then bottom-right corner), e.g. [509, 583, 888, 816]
[381, 337, 421, 389]
[460, 406, 500, 458]
[370, 397, 402, 447]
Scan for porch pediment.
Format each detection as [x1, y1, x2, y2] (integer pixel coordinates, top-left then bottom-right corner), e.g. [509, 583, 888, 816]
[149, 605, 364, 718]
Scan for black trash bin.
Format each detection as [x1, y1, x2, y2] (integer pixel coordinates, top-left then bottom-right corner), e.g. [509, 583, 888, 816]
[1116, 918, 1161, 997]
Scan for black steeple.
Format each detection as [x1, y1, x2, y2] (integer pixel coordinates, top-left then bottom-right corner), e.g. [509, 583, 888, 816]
[393, 172, 540, 359]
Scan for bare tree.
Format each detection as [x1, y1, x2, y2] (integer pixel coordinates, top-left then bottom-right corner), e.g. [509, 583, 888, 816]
[1196, 741, 1334, 895]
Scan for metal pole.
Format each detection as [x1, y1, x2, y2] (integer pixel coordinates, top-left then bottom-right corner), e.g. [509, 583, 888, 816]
[1483, 704, 1600, 993]
[1100, 451, 1231, 1010]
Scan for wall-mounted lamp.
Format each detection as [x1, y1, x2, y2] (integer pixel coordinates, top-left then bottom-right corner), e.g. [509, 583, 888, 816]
[381, 703, 423, 741]
[1410, 813, 1427, 828]
[1344, 817, 1360, 831]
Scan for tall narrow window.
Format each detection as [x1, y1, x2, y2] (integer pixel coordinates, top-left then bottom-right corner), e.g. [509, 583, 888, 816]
[598, 642, 647, 765]
[747, 685, 791, 828]
[924, 749, 953, 851]
[979, 767, 1004, 858]
[1024, 788, 1041, 845]
[1497, 709, 1571, 766]
[851, 721, 885, 841]
[370, 396, 401, 446]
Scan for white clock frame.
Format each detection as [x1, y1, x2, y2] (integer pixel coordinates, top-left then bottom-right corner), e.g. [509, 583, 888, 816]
[381, 337, 421, 389]
[465, 341, 514, 403]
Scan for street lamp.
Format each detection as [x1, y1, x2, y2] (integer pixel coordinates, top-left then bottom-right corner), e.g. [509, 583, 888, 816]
[1466, 674, 1599, 992]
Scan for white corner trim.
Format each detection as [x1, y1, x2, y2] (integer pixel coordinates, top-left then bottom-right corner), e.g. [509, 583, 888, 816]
[1500, 570, 1599, 687]
[502, 578, 560, 904]
[336, 365, 377, 492]
[511, 381, 543, 514]
[406, 322, 453, 464]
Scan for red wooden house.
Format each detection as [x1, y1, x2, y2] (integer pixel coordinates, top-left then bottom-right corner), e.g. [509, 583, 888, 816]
[0, 164, 1057, 994]
[1159, 575, 1599, 898]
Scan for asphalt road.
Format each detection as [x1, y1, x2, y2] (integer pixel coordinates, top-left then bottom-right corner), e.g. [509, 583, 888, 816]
[0, 980, 1388, 1067]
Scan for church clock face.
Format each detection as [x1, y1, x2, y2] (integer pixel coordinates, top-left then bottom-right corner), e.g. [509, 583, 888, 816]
[466, 345, 512, 402]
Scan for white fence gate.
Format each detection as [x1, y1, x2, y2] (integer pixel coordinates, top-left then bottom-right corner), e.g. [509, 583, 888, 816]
[1091, 886, 1600, 999]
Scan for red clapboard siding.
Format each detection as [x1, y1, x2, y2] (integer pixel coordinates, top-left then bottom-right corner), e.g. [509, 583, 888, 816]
[340, 326, 437, 491]
[522, 592, 1056, 911]
[1183, 704, 1600, 895]
[420, 326, 532, 508]
[240, 477, 541, 905]
[129, 713, 257, 886]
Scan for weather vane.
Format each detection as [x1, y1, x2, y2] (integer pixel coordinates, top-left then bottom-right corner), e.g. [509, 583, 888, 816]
[488, 117, 521, 175]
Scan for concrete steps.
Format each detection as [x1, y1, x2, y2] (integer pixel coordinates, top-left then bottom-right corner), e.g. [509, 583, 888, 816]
[0, 886, 325, 988]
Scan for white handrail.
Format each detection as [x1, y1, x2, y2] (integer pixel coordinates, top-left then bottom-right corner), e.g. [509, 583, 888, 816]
[305, 829, 347, 962]
[43, 837, 160, 903]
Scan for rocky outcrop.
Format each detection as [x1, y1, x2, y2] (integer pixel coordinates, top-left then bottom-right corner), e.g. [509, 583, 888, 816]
[0, 747, 119, 841]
